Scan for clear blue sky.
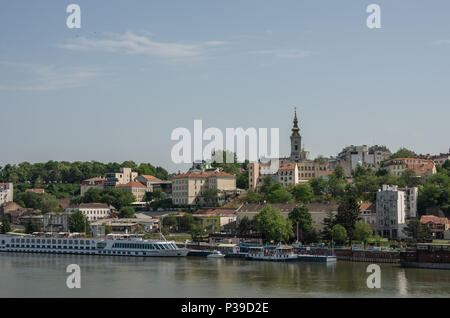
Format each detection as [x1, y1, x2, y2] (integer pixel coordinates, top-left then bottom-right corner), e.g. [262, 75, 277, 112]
[1, 0, 449, 173]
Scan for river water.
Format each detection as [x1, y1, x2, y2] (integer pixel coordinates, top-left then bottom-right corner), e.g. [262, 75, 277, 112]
[0, 254, 449, 297]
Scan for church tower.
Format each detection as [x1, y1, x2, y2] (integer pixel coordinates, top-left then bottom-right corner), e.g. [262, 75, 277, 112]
[290, 108, 302, 161]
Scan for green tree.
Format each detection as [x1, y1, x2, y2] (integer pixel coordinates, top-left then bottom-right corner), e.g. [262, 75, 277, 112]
[203, 189, 220, 205]
[266, 183, 292, 203]
[390, 147, 414, 159]
[163, 213, 178, 231]
[254, 205, 293, 243]
[245, 189, 264, 203]
[321, 211, 336, 240]
[68, 210, 90, 233]
[1, 216, 12, 233]
[330, 224, 347, 245]
[189, 223, 205, 241]
[179, 213, 196, 232]
[152, 188, 164, 201]
[118, 206, 136, 219]
[237, 216, 256, 235]
[288, 205, 313, 242]
[39, 193, 60, 213]
[25, 219, 41, 234]
[353, 222, 373, 247]
[292, 183, 314, 203]
[335, 196, 360, 245]
[403, 219, 432, 240]
[309, 177, 328, 196]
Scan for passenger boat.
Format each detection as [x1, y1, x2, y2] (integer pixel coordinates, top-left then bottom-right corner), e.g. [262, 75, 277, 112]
[400, 243, 450, 270]
[0, 232, 189, 257]
[246, 245, 298, 262]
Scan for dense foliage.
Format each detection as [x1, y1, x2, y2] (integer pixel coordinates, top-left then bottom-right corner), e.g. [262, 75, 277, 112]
[0, 160, 169, 184]
[71, 188, 135, 210]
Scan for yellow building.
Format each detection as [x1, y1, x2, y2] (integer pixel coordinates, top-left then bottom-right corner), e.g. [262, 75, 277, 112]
[171, 171, 236, 206]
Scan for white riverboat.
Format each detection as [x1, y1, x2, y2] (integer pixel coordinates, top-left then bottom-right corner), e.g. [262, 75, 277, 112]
[247, 245, 298, 262]
[0, 233, 189, 257]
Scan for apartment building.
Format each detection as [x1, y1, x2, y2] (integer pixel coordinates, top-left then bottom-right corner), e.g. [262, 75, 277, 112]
[384, 158, 436, 177]
[0, 183, 13, 207]
[249, 160, 330, 190]
[171, 170, 236, 206]
[104, 167, 138, 188]
[333, 145, 391, 176]
[66, 203, 112, 221]
[80, 177, 104, 196]
[116, 181, 147, 202]
[376, 185, 409, 239]
[134, 175, 172, 195]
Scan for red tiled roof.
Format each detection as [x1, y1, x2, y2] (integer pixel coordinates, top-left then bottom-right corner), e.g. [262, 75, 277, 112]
[172, 172, 209, 179]
[116, 182, 146, 188]
[360, 202, 376, 212]
[279, 163, 296, 171]
[68, 203, 110, 209]
[209, 171, 235, 177]
[140, 175, 162, 181]
[420, 215, 449, 225]
[172, 171, 234, 179]
[194, 208, 237, 216]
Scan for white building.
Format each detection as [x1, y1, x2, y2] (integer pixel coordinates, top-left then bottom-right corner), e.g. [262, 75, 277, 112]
[0, 183, 13, 207]
[104, 168, 138, 188]
[376, 185, 410, 239]
[66, 203, 112, 221]
[335, 145, 391, 176]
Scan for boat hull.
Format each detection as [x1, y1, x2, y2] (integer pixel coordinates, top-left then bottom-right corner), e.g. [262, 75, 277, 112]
[298, 255, 337, 263]
[247, 256, 298, 262]
[400, 261, 450, 270]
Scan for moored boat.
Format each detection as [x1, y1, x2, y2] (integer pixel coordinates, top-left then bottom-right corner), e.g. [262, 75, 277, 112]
[207, 250, 225, 258]
[400, 243, 450, 270]
[247, 245, 298, 262]
[298, 254, 337, 263]
[0, 233, 189, 257]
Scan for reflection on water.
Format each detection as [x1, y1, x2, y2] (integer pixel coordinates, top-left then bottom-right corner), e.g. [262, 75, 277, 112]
[0, 254, 449, 298]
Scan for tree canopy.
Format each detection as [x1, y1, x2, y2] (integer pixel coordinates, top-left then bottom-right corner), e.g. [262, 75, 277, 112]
[254, 205, 293, 242]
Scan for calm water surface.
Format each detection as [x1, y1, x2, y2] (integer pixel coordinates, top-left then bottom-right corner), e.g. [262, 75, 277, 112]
[0, 254, 449, 297]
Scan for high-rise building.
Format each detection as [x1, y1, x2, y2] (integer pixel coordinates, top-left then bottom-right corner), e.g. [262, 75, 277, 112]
[375, 185, 418, 239]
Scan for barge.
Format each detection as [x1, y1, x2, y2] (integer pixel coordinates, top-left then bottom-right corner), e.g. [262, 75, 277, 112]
[400, 243, 450, 270]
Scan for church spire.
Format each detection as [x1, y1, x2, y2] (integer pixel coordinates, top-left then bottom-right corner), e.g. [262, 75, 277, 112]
[291, 107, 300, 136]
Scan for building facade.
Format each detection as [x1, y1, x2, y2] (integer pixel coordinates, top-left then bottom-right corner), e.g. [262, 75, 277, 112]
[376, 185, 408, 239]
[104, 167, 138, 188]
[384, 158, 436, 177]
[116, 181, 147, 202]
[80, 177, 104, 196]
[43, 212, 70, 232]
[333, 145, 391, 176]
[248, 110, 333, 191]
[171, 170, 236, 206]
[0, 183, 13, 207]
[66, 203, 112, 221]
